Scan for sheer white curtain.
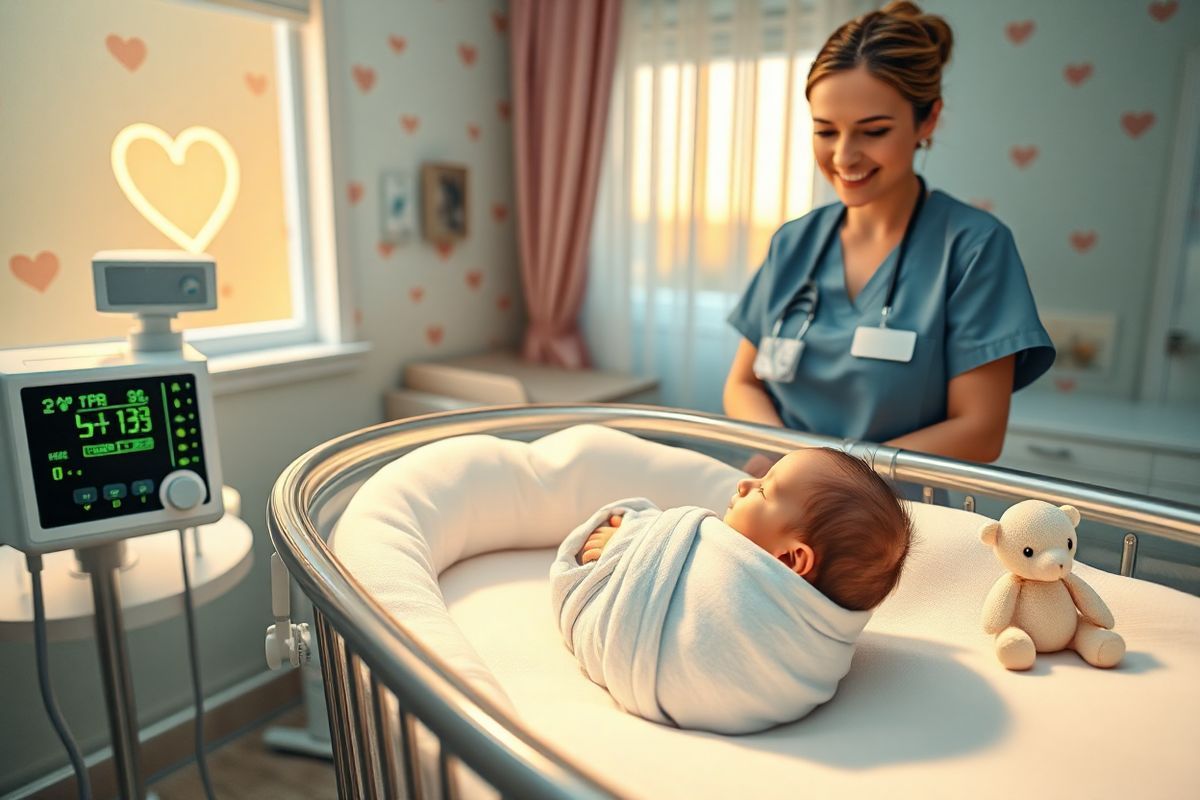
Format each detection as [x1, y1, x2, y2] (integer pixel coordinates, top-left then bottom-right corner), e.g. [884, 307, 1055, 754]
[585, 0, 873, 411]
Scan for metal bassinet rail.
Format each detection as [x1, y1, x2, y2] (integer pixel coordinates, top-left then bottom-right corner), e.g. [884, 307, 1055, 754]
[266, 404, 1200, 799]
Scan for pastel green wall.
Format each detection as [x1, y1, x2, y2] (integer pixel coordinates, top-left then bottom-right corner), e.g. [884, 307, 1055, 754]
[920, 0, 1198, 398]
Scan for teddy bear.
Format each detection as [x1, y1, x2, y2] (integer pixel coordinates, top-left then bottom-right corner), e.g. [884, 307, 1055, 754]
[979, 499, 1125, 670]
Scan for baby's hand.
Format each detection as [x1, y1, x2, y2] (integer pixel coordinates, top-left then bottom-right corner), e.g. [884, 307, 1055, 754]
[579, 513, 624, 565]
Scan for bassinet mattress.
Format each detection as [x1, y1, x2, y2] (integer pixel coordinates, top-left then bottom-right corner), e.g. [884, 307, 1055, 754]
[333, 425, 1200, 799]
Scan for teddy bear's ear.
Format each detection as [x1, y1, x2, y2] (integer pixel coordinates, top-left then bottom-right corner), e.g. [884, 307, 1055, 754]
[1059, 504, 1081, 528]
[980, 520, 1001, 546]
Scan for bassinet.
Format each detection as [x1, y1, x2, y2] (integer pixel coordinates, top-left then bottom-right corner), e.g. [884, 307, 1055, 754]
[266, 405, 1200, 799]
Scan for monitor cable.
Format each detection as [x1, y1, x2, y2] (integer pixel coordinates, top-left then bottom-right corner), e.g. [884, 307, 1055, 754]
[26, 552, 94, 800]
[178, 528, 218, 800]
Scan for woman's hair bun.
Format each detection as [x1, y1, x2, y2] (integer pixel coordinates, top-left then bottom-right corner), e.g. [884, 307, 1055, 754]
[881, 0, 953, 66]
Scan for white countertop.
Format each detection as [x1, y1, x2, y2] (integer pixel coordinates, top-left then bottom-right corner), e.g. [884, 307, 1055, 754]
[0, 511, 253, 642]
[405, 349, 660, 404]
[1010, 392, 1200, 455]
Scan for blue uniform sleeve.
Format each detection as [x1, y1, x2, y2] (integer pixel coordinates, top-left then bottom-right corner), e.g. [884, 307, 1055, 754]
[727, 243, 778, 347]
[945, 225, 1056, 391]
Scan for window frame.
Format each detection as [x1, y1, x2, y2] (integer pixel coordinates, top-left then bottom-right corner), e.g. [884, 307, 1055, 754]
[186, 0, 367, 389]
[183, 22, 316, 357]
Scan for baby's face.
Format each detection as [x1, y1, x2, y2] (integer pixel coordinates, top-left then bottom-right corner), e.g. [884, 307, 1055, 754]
[723, 450, 824, 558]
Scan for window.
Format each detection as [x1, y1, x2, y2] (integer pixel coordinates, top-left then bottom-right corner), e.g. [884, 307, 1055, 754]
[628, 54, 817, 289]
[0, 0, 329, 358]
[616, 0, 834, 291]
[586, 1, 868, 407]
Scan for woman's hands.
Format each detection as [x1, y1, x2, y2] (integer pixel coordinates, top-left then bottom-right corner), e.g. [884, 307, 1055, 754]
[723, 339, 786, 427]
[579, 513, 624, 565]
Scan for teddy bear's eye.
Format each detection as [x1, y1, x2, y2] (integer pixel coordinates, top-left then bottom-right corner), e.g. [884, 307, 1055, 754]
[1022, 547, 1034, 558]
[1067, 538, 1073, 551]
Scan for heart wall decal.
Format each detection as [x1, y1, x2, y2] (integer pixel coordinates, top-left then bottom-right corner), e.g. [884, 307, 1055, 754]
[1064, 63, 1093, 86]
[1121, 112, 1156, 139]
[1010, 145, 1039, 169]
[111, 123, 240, 253]
[1005, 20, 1034, 44]
[245, 73, 268, 96]
[1149, 1, 1178, 22]
[10, 251, 60, 292]
[1070, 231, 1098, 253]
[106, 34, 147, 72]
[353, 65, 376, 92]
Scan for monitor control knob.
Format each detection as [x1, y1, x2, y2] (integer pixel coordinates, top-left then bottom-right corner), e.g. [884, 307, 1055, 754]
[160, 470, 207, 511]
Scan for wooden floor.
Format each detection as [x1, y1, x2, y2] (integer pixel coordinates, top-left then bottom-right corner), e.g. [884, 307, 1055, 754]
[149, 707, 337, 800]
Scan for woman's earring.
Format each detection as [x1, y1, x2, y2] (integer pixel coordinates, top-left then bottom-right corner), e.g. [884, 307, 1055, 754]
[918, 138, 931, 172]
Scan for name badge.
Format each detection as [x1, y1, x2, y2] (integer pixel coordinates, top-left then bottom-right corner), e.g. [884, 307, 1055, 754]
[850, 326, 916, 363]
[754, 336, 805, 382]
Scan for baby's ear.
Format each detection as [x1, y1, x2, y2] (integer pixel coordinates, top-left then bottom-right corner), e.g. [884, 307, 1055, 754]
[783, 540, 816, 577]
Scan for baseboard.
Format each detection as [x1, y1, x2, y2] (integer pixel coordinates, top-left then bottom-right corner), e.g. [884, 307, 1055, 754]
[14, 669, 301, 800]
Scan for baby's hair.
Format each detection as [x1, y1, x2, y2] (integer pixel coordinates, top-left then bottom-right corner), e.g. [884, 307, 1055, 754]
[806, 0, 953, 128]
[795, 448, 914, 611]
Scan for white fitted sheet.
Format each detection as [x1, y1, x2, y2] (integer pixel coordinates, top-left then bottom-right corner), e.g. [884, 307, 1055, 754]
[440, 505, 1200, 799]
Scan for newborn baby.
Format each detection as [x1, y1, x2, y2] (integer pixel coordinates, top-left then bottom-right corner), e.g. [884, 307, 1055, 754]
[551, 447, 913, 733]
[579, 447, 913, 611]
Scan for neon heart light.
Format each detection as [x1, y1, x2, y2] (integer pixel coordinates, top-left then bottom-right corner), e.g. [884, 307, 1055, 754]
[111, 123, 240, 253]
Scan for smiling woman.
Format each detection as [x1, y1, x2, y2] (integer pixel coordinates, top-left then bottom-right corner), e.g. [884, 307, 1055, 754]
[0, 0, 305, 351]
[724, 0, 1056, 469]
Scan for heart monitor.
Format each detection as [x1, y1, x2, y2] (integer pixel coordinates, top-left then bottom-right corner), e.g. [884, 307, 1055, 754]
[0, 252, 224, 554]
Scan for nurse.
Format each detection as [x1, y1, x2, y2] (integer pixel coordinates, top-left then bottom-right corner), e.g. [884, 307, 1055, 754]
[725, 0, 1055, 466]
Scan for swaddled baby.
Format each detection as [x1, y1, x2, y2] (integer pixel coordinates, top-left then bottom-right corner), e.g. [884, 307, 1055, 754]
[550, 447, 912, 733]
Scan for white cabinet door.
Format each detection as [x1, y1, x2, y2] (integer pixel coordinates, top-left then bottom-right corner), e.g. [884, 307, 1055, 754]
[997, 431, 1152, 494]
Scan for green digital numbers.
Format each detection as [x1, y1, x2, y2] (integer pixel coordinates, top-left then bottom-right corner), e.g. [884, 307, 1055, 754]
[118, 406, 152, 435]
[42, 396, 75, 414]
[126, 388, 148, 404]
[74, 411, 112, 439]
[51, 466, 63, 481]
[75, 414, 95, 439]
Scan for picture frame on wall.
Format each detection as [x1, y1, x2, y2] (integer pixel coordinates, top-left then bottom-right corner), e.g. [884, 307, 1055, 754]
[381, 169, 416, 245]
[1042, 311, 1118, 375]
[420, 162, 469, 245]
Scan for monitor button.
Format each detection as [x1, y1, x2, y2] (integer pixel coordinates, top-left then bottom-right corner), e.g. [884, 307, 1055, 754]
[162, 471, 206, 511]
[74, 487, 99, 504]
[102, 484, 128, 501]
[131, 479, 155, 497]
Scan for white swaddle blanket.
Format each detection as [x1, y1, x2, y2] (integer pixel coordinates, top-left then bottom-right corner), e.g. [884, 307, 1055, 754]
[550, 497, 873, 734]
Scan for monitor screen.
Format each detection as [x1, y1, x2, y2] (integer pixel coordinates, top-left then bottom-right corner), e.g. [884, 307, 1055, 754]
[20, 374, 211, 529]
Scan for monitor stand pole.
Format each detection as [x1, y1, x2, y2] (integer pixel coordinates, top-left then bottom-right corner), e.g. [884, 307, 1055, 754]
[76, 541, 150, 800]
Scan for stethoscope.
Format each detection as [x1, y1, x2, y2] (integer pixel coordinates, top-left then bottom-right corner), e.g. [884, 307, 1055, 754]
[765, 281, 818, 343]
[771, 175, 928, 342]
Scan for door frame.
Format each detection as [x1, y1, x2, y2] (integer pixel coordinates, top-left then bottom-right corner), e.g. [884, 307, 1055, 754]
[1140, 46, 1200, 402]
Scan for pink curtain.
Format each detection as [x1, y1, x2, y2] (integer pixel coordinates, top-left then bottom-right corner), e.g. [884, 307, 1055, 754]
[510, 0, 622, 368]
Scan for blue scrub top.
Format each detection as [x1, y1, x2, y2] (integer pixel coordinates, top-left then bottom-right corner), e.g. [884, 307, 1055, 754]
[728, 188, 1055, 444]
